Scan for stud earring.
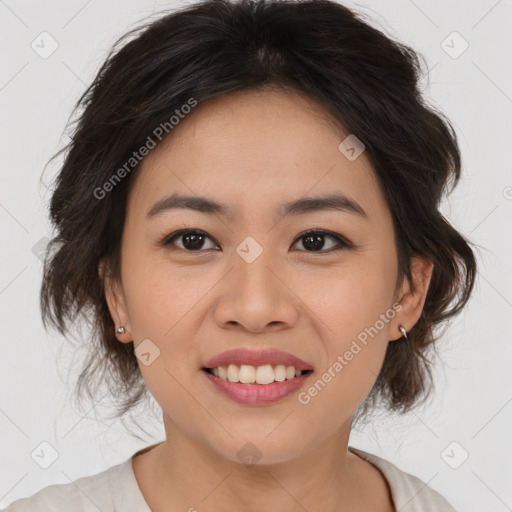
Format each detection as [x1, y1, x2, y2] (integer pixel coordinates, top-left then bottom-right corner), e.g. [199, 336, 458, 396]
[398, 324, 408, 340]
[116, 326, 126, 335]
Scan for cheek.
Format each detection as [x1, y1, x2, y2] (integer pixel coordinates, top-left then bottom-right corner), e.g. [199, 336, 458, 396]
[296, 292, 394, 430]
[121, 248, 205, 339]
[122, 262, 204, 417]
[308, 259, 396, 340]
[119, 251, 208, 398]
[307, 263, 396, 395]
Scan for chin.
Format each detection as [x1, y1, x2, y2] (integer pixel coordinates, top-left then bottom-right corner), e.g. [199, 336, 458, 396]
[204, 431, 312, 467]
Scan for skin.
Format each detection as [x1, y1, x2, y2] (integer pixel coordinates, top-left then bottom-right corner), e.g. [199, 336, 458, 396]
[103, 87, 434, 512]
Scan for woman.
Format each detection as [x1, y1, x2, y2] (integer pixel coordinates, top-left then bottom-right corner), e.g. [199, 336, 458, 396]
[4, 0, 476, 510]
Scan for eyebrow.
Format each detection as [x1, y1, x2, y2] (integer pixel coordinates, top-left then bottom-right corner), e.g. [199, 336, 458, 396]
[146, 192, 368, 221]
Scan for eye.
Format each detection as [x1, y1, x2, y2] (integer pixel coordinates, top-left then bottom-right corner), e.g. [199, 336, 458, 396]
[161, 229, 219, 251]
[291, 229, 352, 252]
[160, 228, 352, 253]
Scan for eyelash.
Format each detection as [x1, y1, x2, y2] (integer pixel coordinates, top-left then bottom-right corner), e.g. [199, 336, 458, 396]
[159, 228, 353, 253]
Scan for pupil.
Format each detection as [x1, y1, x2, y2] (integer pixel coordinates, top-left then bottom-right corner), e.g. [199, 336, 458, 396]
[303, 233, 324, 251]
[184, 233, 204, 250]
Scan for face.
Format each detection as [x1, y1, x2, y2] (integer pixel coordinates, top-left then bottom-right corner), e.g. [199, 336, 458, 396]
[105, 87, 432, 464]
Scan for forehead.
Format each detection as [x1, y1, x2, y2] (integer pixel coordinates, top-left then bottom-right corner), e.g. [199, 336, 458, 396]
[127, 88, 389, 224]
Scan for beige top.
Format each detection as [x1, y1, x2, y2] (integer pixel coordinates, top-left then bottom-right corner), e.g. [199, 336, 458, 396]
[2, 446, 457, 511]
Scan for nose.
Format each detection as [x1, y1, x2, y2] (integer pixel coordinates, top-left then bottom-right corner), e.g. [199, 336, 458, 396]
[213, 249, 299, 333]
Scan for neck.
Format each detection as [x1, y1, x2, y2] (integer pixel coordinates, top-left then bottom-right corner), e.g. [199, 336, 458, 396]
[132, 414, 393, 512]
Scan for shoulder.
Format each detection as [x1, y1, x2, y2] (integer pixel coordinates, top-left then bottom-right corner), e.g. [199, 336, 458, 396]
[348, 446, 458, 512]
[1, 459, 129, 512]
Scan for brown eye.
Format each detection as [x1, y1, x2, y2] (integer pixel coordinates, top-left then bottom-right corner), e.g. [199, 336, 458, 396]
[160, 228, 352, 253]
[292, 229, 352, 252]
[162, 229, 219, 251]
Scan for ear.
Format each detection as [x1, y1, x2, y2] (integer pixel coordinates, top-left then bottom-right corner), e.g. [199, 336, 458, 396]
[390, 255, 434, 341]
[98, 258, 132, 344]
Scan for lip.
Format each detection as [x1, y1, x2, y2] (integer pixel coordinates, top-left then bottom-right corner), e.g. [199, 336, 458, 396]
[203, 370, 312, 405]
[203, 348, 314, 370]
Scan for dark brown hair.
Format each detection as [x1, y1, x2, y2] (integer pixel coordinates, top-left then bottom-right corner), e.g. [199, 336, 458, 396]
[41, 0, 477, 431]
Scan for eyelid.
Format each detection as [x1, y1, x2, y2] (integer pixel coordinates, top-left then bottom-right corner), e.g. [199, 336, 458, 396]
[160, 228, 219, 249]
[159, 228, 354, 252]
[295, 228, 353, 249]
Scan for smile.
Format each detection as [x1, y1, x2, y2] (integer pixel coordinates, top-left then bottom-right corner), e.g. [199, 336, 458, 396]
[202, 365, 313, 405]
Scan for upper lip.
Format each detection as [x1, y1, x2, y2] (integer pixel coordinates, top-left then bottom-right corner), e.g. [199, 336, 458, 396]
[203, 348, 314, 371]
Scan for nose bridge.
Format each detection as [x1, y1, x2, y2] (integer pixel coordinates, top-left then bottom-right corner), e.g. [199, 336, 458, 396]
[221, 235, 297, 328]
[212, 233, 298, 331]
[232, 234, 280, 299]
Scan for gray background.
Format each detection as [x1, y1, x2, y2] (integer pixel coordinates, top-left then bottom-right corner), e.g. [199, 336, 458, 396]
[1, 0, 511, 510]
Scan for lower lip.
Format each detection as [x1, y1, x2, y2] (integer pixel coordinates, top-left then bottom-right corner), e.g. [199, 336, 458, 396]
[202, 369, 313, 405]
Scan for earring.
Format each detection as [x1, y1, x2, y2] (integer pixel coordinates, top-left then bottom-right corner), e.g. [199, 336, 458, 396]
[398, 324, 408, 340]
[116, 326, 126, 335]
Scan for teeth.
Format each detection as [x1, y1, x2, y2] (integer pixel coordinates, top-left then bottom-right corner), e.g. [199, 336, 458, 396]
[274, 364, 287, 381]
[210, 364, 308, 385]
[286, 365, 296, 380]
[240, 364, 257, 384]
[255, 365, 274, 385]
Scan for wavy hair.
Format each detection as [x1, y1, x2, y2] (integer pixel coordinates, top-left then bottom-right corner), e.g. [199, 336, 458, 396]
[40, 0, 478, 431]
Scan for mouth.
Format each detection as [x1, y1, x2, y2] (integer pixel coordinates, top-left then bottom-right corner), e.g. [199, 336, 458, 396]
[203, 348, 314, 375]
[201, 364, 314, 405]
[200, 348, 314, 403]
[201, 365, 313, 385]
